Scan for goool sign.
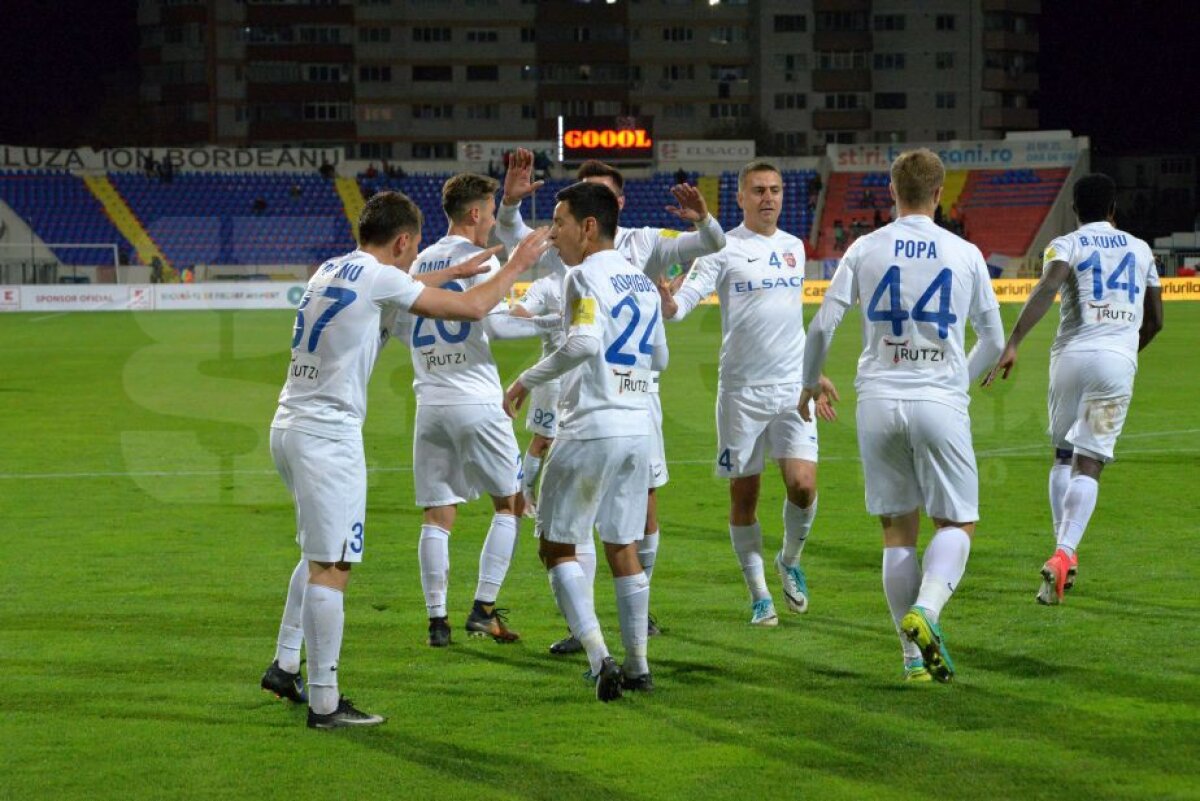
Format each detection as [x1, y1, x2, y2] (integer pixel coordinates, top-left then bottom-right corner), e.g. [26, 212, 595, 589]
[563, 129, 653, 150]
[561, 116, 655, 160]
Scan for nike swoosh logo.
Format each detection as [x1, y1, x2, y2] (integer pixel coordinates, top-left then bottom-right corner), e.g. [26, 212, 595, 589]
[652, 468, 664, 478]
[746, 258, 760, 262]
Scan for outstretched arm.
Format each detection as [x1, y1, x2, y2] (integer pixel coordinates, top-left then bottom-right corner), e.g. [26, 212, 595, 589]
[410, 230, 550, 322]
[983, 260, 1069, 385]
[495, 148, 541, 251]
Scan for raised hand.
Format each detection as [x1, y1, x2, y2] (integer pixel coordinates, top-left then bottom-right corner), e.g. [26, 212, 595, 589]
[504, 379, 529, 418]
[506, 227, 552, 271]
[666, 183, 709, 223]
[503, 148, 545, 206]
[449, 246, 502, 279]
[655, 275, 679, 319]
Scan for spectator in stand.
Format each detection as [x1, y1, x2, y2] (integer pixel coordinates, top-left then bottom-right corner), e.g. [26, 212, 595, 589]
[674, 167, 689, 186]
[862, 188, 874, 209]
[365, 163, 378, 180]
[253, 197, 268, 215]
[289, 182, 302, 200]
[833, 219, 846, 252]
[874, 207, 884, 230]
[160, 158, 174, 184]
[319, 160, 335, 180]
[150, 257, 164, 284]
[144, 154, 158, 179]
[809, 173, 822, 197]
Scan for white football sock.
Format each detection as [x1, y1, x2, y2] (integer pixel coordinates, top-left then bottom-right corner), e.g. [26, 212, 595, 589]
[274, 557, 307, 673]
[575, 536, 597, 596]
[522, 453, 542, 497]
[1049, 464, 1071, 535]
[730, 522, 770, 601]
[637, 531, 659, 582]
[882, 547, 923, 661]
[418, 524, 450, 618]
[1057, 475, 1099, 557]
[614, 572, 650, 676]
[549, 561, 607, 674]
[781, 497, 817, 566]
[475, 513, 518, 604]
[302, 583, 344, 715]
[915, 527, 972, 624]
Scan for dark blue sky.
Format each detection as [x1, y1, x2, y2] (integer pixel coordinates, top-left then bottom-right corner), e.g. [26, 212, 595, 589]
[0, 0, 1196, 154]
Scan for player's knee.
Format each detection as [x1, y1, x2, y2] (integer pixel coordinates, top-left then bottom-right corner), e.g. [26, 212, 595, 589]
[784, 482, 816, 508]
[1073, 455, 1104, 480]
[931, 519, 975, 536]
[492, 494, 520, 515]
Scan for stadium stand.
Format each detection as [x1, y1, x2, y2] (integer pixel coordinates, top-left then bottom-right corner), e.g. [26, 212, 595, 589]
[0, 170, 132, 265]
[957, 168, 1070, 258]
[108, 172, 354, 267]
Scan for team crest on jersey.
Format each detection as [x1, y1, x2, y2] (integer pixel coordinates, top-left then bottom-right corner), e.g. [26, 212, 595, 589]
[783, 251, 797, 269]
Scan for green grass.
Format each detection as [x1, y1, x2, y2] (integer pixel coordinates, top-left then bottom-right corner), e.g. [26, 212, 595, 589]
[1, 304, 1197, 801]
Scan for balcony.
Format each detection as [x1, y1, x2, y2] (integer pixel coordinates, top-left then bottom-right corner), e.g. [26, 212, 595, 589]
[248, 120, 355, 141]
[813, 69, 871, 93]
[981, 107, 1039, 130]
[245, 4, 352, 25]
[813, 109, 871, 130]
[813, 30, 873, 51]
[815, 0, 870, 9]
[982, 0, 1041, 13]
[246, 82, 353, 103]
[245, 44, 354, 63]
[982, 68, 1039, 92]
[983, 31, 1039, 52]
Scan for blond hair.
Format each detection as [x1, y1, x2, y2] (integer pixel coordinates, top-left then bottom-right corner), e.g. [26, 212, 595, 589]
[890, 148, 944, 208]
[441, 172, 499, 222]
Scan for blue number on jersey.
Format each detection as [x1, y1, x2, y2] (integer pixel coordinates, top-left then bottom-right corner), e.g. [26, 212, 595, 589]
[605, 295, 658, 366]
[865, 265, 910, 336]
[349, 522, 364, 554]
[866, 266, 958, 340]
[291, 286, 358, 352]
[718, 448, 732, 471]
[412, 281, 471, 347]
[769, 252, 782, 268]
[911, 268, 958, 339]
[1106, 252, 1140, 304]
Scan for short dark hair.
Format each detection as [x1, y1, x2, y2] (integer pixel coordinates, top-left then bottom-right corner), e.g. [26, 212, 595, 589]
[1073, 173, 1116, 224]
[358, 191, 422, 246]
[738, 160, 783, 189]
[555, 181, 619, 241]
[575, 160, 625, 196]
[442, 172, 499, 222]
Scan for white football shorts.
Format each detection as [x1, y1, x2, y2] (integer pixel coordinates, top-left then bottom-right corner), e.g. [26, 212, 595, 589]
[413, 402, 522, 507]
[270, 427, 367, 563]
[537, 435, 650, 546]
[648, 391, 668, 489]
[1048, 350, 1135, 463]
[524, 381, 561, 439]
[855, 398, 978, 522]
[715, 383, 819, 479]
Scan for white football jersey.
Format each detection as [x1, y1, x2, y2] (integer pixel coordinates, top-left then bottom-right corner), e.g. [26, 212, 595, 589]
[557, 250, 666, 440]
[1044, 221, 1158, 363]
[272, 250, 425, 439]
[677, 224, 808, 390]
[516, 273, 567, 361]
[825, 215, 999, 412]
[401, 235, 504, 405]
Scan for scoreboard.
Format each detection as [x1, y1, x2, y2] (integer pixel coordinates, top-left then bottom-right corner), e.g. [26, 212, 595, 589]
[560, 116, 655, 162]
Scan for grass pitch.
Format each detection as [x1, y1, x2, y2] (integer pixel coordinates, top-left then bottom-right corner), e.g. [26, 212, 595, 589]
[1, 304, 1197, 800]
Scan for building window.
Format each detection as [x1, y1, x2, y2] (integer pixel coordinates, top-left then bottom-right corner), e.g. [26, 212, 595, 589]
[465, 103, 499, 120]
[774, 14, 806, 33]
[521, 103, 536, 119]
[873, 52, 906, 70]
[817, 51, 866, 70]
[823, 131, 857, 145]
[303, 64, 348, 83]
[299, 26, 344, 44]
[935, 130, 957, 141]
[412, 142, 455, 159]
[358, 65, 392, 82]
[709, 102, 750, 118]
[357, 26, 390, 43]
[774, 93, 806, 110]
[935, 92, 957, 109]
[662, 26, 693, 42]
[663, 103, 695, 118]
[662, 64, 695, 81]
[359, 142, 393, 159]
[711, 65, 748, 81]
[874, 14, 905, 31]
[874, 92, 907, 110]
[303, 102, 352, 122]
[413, 65, 452, 81]
[466, 65, 499, 81]
[935, 52, 955, 70]
[412, 27, 450, 42]
[358, 105, 394, 122]
[465, 29, 498, 43]
[520, 27, 535, 43]
[772, 132, 807, 155]
[816, 11, 867, 31]
[412, 103, 453, 119]
[936, 14, 956, 31]
[824, 93, 863, 110]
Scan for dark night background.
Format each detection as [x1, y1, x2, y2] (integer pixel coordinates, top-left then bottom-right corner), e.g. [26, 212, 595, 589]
[0, 0, 1196, 156]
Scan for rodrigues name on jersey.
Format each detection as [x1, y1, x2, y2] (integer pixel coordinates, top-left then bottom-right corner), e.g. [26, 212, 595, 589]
[556, 250, 667, 440]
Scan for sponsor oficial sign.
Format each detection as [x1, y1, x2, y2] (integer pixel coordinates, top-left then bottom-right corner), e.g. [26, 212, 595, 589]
[828, 137, 1085, 172]
[458, 141, 556, 164]
[656, 140, 756, 162]
[0, 144, 341, 173]
[2, 282, 308, 312]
